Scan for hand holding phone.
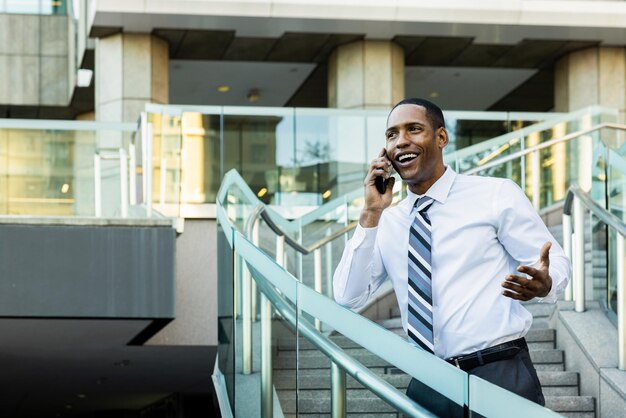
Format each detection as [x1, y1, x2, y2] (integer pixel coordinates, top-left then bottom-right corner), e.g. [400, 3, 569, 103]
[375, 175, 389, 194]
[375, 150, 392, 194]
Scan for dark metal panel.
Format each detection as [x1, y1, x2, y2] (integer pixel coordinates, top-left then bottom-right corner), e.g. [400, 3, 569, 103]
[0, 224, 176, 318]
[405, 36, 473, 66]
[451, 44, 514, 67]
[265, 32, 331, 62]
[494, 40, 567, 68]
[171, 30, 235, 60]
[223, 37, 277, 61]
[488, 69, 554, 111]
[312, 34, 365, 62]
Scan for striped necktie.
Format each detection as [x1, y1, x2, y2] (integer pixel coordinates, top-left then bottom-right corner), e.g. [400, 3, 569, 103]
[407, 196, 435, 353]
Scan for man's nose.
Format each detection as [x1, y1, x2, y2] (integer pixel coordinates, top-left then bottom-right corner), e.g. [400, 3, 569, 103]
[395, 130, 411, 147]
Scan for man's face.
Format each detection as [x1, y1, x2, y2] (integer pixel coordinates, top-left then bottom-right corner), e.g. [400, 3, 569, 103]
[385, 104, 447, 190]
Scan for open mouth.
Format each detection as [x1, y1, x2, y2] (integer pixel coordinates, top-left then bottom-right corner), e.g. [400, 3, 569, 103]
[396, 152, 419, 165]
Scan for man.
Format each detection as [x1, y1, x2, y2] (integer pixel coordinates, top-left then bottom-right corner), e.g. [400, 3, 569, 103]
[333, 98, 571, 416]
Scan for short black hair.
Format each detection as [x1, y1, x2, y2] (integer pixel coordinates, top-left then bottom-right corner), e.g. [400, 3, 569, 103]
[389, 98, 445, 130]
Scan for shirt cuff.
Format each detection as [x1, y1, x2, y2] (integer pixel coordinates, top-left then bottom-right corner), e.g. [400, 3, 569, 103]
[352, 224, 378, 249]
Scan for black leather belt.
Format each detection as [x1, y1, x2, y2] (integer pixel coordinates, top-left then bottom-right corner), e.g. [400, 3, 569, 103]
[446, 337, 527, 371]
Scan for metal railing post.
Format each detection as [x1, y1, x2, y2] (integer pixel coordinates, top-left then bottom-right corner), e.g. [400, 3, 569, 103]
[331, 362, 346, 418]
[325, 228, 333, 299]
[617, 233, 626, 370]
[562, 213, 573, 301]
[261, 293, 273, 418]
[574, 197, 586, 312]
[160, 157, 167, 206]
[260, 235, 284, 418]
[314, 248, 323, 331]
[251, 218, 260, 322]
[119, 148, 129, 218]
[145, 121, 153, 218]
[94, 154, 102, 217]
[242, 253, 253, 375]
[531, 149, 540, 210]
[129, 142, 137, 206]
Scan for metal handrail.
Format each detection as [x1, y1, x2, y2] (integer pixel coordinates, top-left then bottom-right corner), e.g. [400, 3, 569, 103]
[251, 264, 436, 418]
[463, 122, 626, 175]
[562, 184, 626, 370]
[444, 105, 617, 163]
[217, 169, 568, 417]
[564, 184, 626, 237]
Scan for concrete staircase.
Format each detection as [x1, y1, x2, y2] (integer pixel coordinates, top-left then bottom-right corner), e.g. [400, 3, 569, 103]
[273, 302, 596, 417]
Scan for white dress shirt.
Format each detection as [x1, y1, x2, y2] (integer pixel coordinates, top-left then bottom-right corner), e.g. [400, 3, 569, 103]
[333, 167, 571, 359]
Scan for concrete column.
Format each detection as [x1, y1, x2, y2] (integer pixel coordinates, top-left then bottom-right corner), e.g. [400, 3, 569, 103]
[555, 47, 626, 115]
[328, 40, 404, 109]
[95, 33, 169, 122]
[555, 47, 626, 193]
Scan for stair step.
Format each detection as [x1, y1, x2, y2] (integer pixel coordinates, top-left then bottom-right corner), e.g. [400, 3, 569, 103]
[274, 369, 411, 390]
[277, 391, 595, 415]
[530, 349, 564, 364]
[275, 369, 579, 395]
[275, 349, 391, 370]
[276, 389, 399, 414]
[521, 303, 556, 318]
[544, 396, 595, 412]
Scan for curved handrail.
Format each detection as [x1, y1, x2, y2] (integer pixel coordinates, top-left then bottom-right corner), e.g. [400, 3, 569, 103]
[250, 260, 437, 418]
[217, 169, 566, 416]
[444, 105, 617, 165]
[463, 122, 626, 176]
[564, 184, 626, 237]
[219, 168, 402, 254]
[217, 169, 364, 235]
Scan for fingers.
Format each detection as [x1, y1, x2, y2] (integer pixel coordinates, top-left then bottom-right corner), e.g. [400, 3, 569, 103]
[540, 241, 552, 267]
[366, 152, 392, 184]
[516, 265, 540, 278]
[501, 275, 534, 301]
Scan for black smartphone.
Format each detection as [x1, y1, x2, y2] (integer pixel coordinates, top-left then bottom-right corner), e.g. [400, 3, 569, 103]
[375, 151, 392, 194]
[375, 176, 389, 194]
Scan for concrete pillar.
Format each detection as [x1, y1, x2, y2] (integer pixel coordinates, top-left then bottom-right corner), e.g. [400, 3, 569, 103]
[555, 47, 626, 116]
[554, 47, 626, 200]
[95, 33, 169, 122]
[328, 40, 404, 109]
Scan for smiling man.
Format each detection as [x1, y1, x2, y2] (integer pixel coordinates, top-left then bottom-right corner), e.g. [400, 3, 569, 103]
[333, 98, 571, 416]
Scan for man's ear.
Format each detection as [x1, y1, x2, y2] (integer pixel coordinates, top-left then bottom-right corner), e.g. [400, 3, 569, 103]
[437, 127, 449, 149]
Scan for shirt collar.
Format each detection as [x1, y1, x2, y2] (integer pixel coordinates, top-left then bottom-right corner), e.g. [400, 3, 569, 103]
[401, 166, 457, 211]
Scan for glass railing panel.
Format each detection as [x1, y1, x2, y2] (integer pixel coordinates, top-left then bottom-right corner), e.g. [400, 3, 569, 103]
[295, 108, 370, 207]
[217, 221, 235, 413]
[0, 122, 136, 217]
[445, 106, 617, 175]
[469, 375, 562, 418]
[606, 140, 626, 318]
[2, 0, 67, 14]
[148, 111, 183, 218]
[147, 104, 565, 212]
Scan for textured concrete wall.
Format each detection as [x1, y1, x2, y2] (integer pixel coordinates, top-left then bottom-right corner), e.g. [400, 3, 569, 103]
[148, 219, 218, 346]
[0, 15, 71, 106]
[0, 223, 176, 317]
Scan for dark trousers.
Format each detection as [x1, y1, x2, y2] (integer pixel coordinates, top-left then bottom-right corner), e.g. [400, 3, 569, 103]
[406, 347, 545, 417]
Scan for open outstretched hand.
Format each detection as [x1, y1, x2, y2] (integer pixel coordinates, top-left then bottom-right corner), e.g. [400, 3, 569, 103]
[501, 241, 553, 301]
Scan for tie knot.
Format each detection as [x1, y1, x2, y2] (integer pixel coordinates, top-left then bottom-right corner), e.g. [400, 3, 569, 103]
[415, 196, 434, 213]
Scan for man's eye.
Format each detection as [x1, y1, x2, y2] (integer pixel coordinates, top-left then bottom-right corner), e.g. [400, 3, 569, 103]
[386, 132, 396, 140]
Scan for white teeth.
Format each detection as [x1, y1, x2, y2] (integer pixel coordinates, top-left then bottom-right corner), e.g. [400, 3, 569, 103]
[398, 153, 417, 162]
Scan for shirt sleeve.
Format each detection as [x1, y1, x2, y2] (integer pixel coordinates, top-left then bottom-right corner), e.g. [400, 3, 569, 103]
[333, 223, 388, 309]
[494, 179, 572, 303]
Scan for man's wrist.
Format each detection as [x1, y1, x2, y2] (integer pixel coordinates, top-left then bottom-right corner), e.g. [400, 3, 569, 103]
[360, 209, 383, 228]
